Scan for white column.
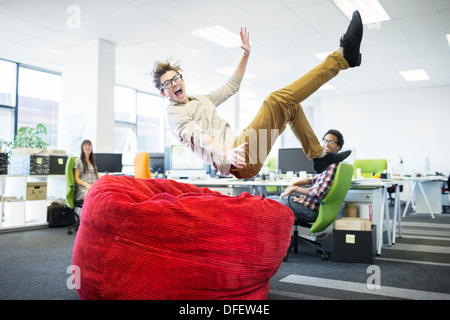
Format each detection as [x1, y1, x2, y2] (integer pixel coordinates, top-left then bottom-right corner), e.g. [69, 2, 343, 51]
[60, 39, 116, 156]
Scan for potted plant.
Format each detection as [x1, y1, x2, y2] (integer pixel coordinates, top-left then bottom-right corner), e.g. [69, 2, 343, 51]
[0, 123, 49, 155]
[0, 124, 49, 175]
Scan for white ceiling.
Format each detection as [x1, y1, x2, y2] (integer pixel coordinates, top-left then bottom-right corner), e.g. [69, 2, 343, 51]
[1, 0, 449, 105]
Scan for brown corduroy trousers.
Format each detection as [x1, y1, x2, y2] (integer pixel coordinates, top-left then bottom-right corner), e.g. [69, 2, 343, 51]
[232, 52, 349, 179]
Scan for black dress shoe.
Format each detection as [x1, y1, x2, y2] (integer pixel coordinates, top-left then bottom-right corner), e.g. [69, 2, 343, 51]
[340, 10, 363, 67]
[313, 150, 352, 174]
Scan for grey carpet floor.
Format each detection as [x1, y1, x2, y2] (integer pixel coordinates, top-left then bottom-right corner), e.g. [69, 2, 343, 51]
[1, 209, 449, 301]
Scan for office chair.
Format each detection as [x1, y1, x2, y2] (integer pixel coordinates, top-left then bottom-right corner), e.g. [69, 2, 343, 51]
[284, 163, 354, 261]
[134, 152, 152, 179]
[443, 174, 450, 213]
[353, 159, 387, 178]
[353, 159, 401, 205]
[263, 157, 281, 196]
[66, 156, 83, 235]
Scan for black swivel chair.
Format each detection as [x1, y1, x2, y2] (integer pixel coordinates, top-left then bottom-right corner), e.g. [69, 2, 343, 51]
[387, 184, 403, 206]
[443, 174, 450, 213]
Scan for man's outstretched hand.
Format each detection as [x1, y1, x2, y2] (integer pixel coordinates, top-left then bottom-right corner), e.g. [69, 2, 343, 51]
[240, 27, 250, 55]
[227, 142, 248, 169]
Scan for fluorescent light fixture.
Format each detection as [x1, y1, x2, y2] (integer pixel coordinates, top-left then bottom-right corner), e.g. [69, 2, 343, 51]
[314, 51, 333, 61]
[447, 34, 450, 47]
[333, 0, 390, 24]
[192, 25, 242, 48]
[216, 66, 256, 79]
[399, 69, 430, 82]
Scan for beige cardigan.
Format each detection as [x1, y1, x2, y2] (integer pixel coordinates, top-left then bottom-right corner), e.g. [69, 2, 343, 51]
[166, 74, 242, 175]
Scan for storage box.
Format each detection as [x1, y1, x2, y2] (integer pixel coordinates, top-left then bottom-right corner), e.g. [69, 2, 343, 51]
[0, 153, 8, 175]
[26, 182, 47, 200]
[335, 217, 372, 231]
[49, 155, 67, 174]
[9, 154, 50, 175]
[333, 225, 376, 264]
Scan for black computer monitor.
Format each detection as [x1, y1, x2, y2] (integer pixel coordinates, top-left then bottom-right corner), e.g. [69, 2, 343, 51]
[94, 153, 123, 173]
[278, 148, 313, 174]
[148, 152, 165, 173]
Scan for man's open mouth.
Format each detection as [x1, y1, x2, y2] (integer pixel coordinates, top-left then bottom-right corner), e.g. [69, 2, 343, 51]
[174, 88, 183, 98]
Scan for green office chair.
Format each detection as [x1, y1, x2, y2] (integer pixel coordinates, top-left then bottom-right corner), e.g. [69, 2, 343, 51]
[263, 157, 281, 196]
[353, 158, 401, 205]
[285, 163, 354, 261]
[66, 156, 82, 235]
[353, 159, 387, 178]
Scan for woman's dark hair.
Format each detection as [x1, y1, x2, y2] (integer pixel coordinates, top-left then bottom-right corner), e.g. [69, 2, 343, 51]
[80, 139, 98, 175]
[323, 129, 344, 148]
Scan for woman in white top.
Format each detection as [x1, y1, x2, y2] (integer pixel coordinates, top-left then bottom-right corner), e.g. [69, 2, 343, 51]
[74, 140, 100, 201]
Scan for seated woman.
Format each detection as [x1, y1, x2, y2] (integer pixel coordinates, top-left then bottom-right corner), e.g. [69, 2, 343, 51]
[74, 140, 100, 201]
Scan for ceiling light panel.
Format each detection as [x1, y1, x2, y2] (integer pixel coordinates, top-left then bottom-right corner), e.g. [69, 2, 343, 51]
[333, 0, 391, 24]
[192, 25, 242, 48]
[399, 69, 430, 82]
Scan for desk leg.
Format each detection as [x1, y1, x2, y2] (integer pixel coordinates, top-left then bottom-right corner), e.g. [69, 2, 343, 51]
[384, 187, 392, 247]
[392, 184, 401, 243]
[377, 190, 386, 255]
[402, 181, 417, 218]
[417, 181, 436, 219]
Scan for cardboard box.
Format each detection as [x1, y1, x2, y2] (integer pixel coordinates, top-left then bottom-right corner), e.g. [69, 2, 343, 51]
[335, 217, 371, 231]
[49, 155, 67, 174]
[333, 225, 376, 264]
[26, 182, 47, 200]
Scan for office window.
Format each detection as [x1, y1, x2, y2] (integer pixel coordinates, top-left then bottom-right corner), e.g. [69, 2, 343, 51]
[17, 67, 61, 148]
[114, 86, 165, 171]
[136, 92, 165, 153]
[0, 108, 15, 146]
[114, 86, 136, 123]
[0, 60, 17, 107]
[114, 123, 137, 173]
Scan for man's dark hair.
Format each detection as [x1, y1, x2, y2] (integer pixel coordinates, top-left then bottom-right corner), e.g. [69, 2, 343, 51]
[151, 59, 182, 91]
[323, 129, 344, 148]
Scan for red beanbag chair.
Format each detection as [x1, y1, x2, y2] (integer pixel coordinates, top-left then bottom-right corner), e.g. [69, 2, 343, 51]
[72, 175, 294, 300]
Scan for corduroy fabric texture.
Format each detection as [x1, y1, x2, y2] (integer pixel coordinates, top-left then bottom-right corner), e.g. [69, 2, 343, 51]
[72, 175, 294, 300]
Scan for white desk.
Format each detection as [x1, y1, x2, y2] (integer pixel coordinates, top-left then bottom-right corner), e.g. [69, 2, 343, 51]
[176, 177, 400, 255]
[350, 179, 404, 253]
[402, 176, 446, 219]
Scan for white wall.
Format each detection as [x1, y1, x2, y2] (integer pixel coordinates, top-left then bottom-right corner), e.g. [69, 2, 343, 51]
[317, 86, 450, 176]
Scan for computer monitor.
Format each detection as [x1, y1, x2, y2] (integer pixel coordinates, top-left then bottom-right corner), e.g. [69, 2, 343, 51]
[168, 145, 205, 179]
[94, 153, 123, 173]
[148, 152, 165, 174]
[278, 148, 313, 174]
